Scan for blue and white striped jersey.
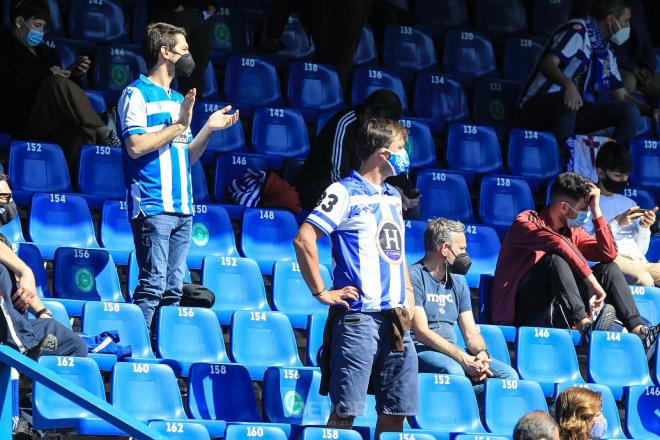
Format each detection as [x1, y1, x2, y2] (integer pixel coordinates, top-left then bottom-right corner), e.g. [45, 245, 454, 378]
[118, 74, 194, 219]
[306, 171, 407, 312]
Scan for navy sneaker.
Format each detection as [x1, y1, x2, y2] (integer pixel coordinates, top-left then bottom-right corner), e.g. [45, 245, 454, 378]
[640, 324, 660, 360]
[581, 304, 616, 346]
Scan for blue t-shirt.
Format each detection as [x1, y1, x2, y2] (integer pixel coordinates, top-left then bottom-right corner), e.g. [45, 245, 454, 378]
[409, 261, 472, 346]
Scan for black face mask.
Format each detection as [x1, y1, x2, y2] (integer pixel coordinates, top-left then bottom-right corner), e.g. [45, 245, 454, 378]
[172, 52, 195, 78]
[447, 249, 472, 275]
[0, 201, 18, 226]
[602, 174, 628, 194]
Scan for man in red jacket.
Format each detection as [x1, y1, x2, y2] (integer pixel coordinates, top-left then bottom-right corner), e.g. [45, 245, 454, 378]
[492, 172, 659, 351]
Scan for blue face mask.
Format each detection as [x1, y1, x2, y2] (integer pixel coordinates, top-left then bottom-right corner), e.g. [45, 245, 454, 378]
[565, 202, 592, 228]
[590, 416, 608, 439]
[386, 149, 410, 176]
[22, 19, 43, 47]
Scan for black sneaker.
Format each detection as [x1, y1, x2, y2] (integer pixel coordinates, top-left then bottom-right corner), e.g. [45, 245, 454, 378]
[12, 415, 32, 439]
[100, 130, 121, 147]
[581, 304, 616, 346]
[640, 324, 660, 360]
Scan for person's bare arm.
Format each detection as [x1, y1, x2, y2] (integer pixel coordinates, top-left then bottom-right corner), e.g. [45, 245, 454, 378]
[0, 242, 39, 314]
[457, 311, 488, 356]
[539, 54, 583, 111]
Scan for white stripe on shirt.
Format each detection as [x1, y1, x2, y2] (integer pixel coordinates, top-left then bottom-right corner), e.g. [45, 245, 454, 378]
[331, 111, 357, 182]
[159, 147, 174, 212]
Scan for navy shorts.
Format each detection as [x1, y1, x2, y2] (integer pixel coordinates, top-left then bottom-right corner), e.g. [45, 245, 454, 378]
[328, 311, 419, 417]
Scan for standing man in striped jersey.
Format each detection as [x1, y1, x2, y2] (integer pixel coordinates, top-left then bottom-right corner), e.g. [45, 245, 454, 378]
[118, 22, 238, 329]
[294, 119, 418, 437]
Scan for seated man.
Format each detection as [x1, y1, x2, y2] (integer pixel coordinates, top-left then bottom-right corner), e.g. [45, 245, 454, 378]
[411, 218, 518, 393]
[583, 142, 659, 286]
[492, 172, 659, 352]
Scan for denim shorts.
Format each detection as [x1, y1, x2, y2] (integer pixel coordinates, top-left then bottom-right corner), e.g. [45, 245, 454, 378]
[329, 311, 419, 417]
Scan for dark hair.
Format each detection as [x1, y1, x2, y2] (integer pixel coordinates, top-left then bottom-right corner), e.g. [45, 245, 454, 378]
[550, 172, 593, 203]
[595, 141, 632, 174]
[142, 22, 187, 69]
[355, 118, 408, 161]
[591, 0, 630, 20]
[364, 89, 403, 121]
[10, 0, 50, 23]
[513, 411, 559, 440]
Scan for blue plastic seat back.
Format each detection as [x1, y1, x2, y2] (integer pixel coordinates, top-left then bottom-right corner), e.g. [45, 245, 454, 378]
[413, 72, 469, 126]
[464, 224, 500, 288]
[454, 323, 510, 365]
[302, 428, 362, 440]
[446, 124, 503, 174]
[15, 243, 50, 297]
[353, 26, 378, 67]
[93, 44, 147, 91]
[516, 327, 583, 396]
[412, 373, 484, 432]
[192, 102, 246, 155]
[112, 362, 185, 421]
[82, 301, 155, 359]
[630, 139, 660, 187]
[272, 261, 330, 318]
[306, 313, 327, 367]
[188, 362, 261, 422]
[189, 204, 238, 257]
[240, 208, 299, 274]
[68, 0, 127, 42]
[127, 251, 191, 300]
[473, 79, 521, 126]
[131, 0, 147, 44]
[475, 0, 528, 41]
[587, 331, 652, 400]
[414, 0, 469, 39]
[622, 187, 657, 210]
[555, 383, 624, 439]
[504, 36, 545, 83]
[400, 118, 436, 170]
[383, 25, 438, 80]
[271, 14, 315, 62]
[252, 107, 310, 159]
[646, 236, 660, 266]
[417, 170, 474, 222]
[630, 285, 660, 325]
[224, 56, 282, 109]
[38, 300, 72, 328]
[263, 367, 331, 425]
[203, 62, 219, 100]
[100, 200, 133, 252]
[9, 141, 72, 194]
[83, 90, 108, 113]
[484, 379, 548, 434]
[213, 154, 270, 203]
[53, 247, 122, 302]
[0, 217, 25, 245]
[351, 68, 409, 112]
[209, 6, 251, 56]
[148, 421, 210, 440]
[29, 193, 99, 250]
[353, 394, 377, 428]
[443, 31, 498, 81]
[626, 385, 660, 438]
[479, 176, 535, 229]
[532, 0, 573, 37]
[508, 129, 561, 181]
[191, 161, 211, 203]
[287, 62, 343, 114]
[78, 145, 125, 198]
[404, 220, 427, 265]
[225, 424, 288, 440]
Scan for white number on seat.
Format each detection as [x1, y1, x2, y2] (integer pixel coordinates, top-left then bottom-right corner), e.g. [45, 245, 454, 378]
[523, 130, 538, 139]
[193, 205, 208, 214]
[132, 363, 150, 373]
[103, 302, 120, 312]
[322, 429, 339, 439]
[368, 70, 382, 79]
[246, 427, 264, 437]
[50, 194, 66, 203]
[259, 210, 275, 220]
[74, 249, 90, 258]
[269, 108, 284, 118]
[283, 369, 300, 380]
[434, 374, 451, 385]
[220, 256, 237, 266]
[26, 143, 42, 152]
[241, 58, 256, 68]
[304, 63, 318, 72]
[57, 357, 75, 367]
[250, 312, 266, 321]
[460, 32, 474, 40]
[431, 172, 446, 182]
[232, 155, 247, 166]
[606, 332, 621, 342]
[463, 125, 477, 134]
[502, 379, 518, 389]
[166, 422, 184, 433]
[496, 177, 511, 187]
[178, 307, 195, 318]
[210, 364, 227, 375]
[534, 328, 550, 338]
[96, 146, 111, 155]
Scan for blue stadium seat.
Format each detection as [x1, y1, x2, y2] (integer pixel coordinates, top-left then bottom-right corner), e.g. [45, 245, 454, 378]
[533, 0, 573, 38]
[316, 111, 337, 135]
[400, 118, 436, 170]
[31, 300, 71, 329]
[201, 256, 270, 325]
[555, 383, 626, 440]
[484, 379, 548, 434]
[192, 102, 246, 164]
[412, 374, 486, 433]
[516, 327, 584, 397]
[78, 144, 124, 209]
[236, 0, 272, 20]
[213, 153, 272, 219]
[302, 428, 362, 440]
[630, 285, 660, 325]
[84, 90, 108, 114]
[187, 204, 238, 269]
[479, 175, 535, 238]
[157, 306, 228, 376]
[99, 200, 133, 265]
[252, 107, 310, 159]
[262, 367, 331, 425]
[416, 170, 474, 222]
[464, 224, 500, 288]
[127, 251, 191, 301]
[29, 193, 99, 260]
[625, 385, 660, 438]
[383, 25, 438, 82]
[472, 79, 521, 127]
[454, 323, 511, 366]
[622, 187, 657, 210]
[353, 26, 379, 67]
[414, 0, 469, 39]
[230, 310, 303, 380]
[9, 141, 72, 206]
[0, 132, 10, 150]
[647, 235, 660, 263]
[131, 0, 147, 44]
[93, 44, 147, 94]
[188, 363, 261, 423]
[287, 62, 343, 122]
[240, 208, 298, 275]
[203, 62, 219, 100]
[53, 247, 123, 316]
[635, 116, 654, 139]
[507, 129, 561, 191]
[504, 36, 545, 83]
[404, 219, 427, 264]
[191, 161, 211, 203]
[352, 394, 377, 432]
[270, 14, 315, 67]
[148, 421, 210, 440]
[351, 68, 409, 113]
[68, 0, 127, 42]
[306, 312, 327, 367]
[475, 0, 527, 41]
[112, 362, 227, 437]
[272, 261, 330, 328]
[0, 217, 25, 244]
[630, 139, 660, 188]
[446, 124, 503, 178]
[413, 73, 469, 133]
[225, 424, 288, 440]
[442, 31, 498, 88]
[224, 56, 283, 115]
[15, 243, 50, 297]
[588, 331, 653, 400]
[208, 6, 251, 64]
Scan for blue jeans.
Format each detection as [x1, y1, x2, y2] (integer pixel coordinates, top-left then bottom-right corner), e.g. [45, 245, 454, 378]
[417, 347, 519, 394]
[131, 213, 192, 329]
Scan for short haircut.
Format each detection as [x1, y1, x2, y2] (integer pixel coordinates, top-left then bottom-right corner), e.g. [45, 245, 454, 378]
[10, 0, 50, 23]
[142, 22, 187, 70]
[364, 89, 403, 121]
[591, 0, 630, 20]
[513, 411, 559, 440]
[355, 118, 408, 161]
[595, 141, 632, 174]
[550, 172, 593, 204]
[424, 217, 465, 254]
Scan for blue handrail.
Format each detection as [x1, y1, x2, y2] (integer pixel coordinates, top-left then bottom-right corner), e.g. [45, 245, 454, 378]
[0, 346, 166, 439]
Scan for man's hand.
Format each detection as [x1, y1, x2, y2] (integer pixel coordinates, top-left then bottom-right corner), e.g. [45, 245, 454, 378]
[49, 66, 71, 78]
[401, 192, 420, 212]
[586, 183, 603, 218]
[11, 274, 37, 315]
[563, 82, 583, 111]
[206, 105, 240, 131]
[584, 273, 607, 314]
[68, 56, 91, 76]
[639, 207, 658, 228]
[460, 353, 493, 382]
[614, 205, 646, 227]
[634, 66, 653, 84]
[316, 286, 359, 309]
[177, 88, 196, 128]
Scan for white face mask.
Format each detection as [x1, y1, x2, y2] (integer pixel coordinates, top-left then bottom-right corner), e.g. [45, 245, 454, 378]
[610, 17, 630, 46]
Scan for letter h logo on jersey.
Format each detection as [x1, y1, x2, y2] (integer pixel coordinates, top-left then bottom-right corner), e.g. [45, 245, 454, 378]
[377, 220, 404, 264]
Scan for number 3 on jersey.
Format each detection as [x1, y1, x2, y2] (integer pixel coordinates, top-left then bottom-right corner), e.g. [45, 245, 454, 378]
[320, 193, 338, 213]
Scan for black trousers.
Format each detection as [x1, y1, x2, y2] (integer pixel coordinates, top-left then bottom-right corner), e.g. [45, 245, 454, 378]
[515, 253, 644, 331]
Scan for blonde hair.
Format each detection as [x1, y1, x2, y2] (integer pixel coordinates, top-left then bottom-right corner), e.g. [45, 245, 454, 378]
[555, 387, 603, 440]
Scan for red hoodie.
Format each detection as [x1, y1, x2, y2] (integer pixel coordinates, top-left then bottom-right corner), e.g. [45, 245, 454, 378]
[491, 209, 618, 325]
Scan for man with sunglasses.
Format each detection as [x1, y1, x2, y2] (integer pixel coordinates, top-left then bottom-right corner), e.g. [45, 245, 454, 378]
[492, 172, 659, 354]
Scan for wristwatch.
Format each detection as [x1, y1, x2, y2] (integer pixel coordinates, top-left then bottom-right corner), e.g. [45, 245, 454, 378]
[35, 307, 52, 318]
[473, 348, 490, 359]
